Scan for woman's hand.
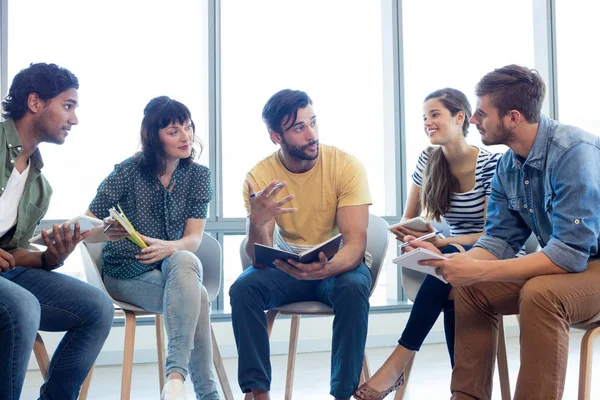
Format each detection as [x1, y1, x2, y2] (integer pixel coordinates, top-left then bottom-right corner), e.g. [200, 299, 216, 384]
[102, 217, 130, 241]
[392, 222, 447, 248]
[136, 234, 176, 264]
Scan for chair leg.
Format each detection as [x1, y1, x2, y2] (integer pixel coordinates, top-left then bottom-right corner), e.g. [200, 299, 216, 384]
[121, 311, 137, 400]
[285, 315, 301, 400]
[211, 324, 235, 400]
[155, 314, 166, 392]
[266, 309, 279, 337]
[78, 365, 94, 400]
[361, 351, 371, 383]
[33, 333, 50, 379]
[497, 317, 512, 400]
[394, 352, 415, 400]
[578, 325, 600, 400]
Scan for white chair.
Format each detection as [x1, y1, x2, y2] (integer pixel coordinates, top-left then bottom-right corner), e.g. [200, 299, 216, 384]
[80, 233, 234, 400]
[239, 214, 389, 400]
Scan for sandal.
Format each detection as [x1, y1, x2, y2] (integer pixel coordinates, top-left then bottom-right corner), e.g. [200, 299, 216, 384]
[353, 372, 405, 400]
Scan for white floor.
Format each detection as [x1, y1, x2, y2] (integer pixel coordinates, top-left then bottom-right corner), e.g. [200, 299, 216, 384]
[22, 331, 600, 400]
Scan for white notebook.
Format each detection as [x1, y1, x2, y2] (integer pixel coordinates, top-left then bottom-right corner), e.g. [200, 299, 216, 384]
[392, 248, 448, 283]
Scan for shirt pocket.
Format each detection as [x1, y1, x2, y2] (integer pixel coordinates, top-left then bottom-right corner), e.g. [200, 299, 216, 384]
[313, 204, 337, 233]
[18, 203, 45, 238]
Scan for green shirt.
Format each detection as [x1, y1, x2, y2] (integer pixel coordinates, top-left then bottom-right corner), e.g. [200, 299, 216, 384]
[0, 119, 52, 252]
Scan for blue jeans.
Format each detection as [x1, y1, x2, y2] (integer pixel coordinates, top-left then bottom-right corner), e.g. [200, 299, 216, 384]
[229, 263, 372, 399]
[398, 244, 469, 367]
[104, 250, 219, 400]
[0, 267, 114, 400]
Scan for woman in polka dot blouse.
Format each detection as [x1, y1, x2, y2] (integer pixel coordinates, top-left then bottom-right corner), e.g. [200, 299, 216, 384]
[85, 96, 218, 400]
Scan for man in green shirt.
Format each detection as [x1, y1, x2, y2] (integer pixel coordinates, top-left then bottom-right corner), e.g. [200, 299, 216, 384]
[0, 63, 114, 400]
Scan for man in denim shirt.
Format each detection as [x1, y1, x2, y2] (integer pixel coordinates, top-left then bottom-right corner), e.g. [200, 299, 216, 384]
[414, 64, 600, 400]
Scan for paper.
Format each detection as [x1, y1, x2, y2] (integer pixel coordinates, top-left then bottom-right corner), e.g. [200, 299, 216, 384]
[392, 247, 448, 283]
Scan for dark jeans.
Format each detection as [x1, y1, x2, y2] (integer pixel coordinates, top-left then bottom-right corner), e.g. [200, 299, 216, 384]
[398, 244, 469, 367]
[229, 263, 372, 399]
[0, 267, 114, 400]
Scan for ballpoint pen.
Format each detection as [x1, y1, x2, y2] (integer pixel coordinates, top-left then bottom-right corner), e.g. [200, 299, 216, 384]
[249, 182, 284, 198]
[398, 230, 442, 249]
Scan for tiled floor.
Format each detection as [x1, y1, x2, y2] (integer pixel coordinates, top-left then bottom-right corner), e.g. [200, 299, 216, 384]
[22, 330, 599, 399]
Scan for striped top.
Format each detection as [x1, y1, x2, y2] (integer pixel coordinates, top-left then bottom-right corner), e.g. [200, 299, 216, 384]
[412, 147, 501, 238]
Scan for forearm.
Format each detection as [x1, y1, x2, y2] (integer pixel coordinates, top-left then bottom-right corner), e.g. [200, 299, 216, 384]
[168, 234, 203, 254]
[481, 251, 567, 282]
[10, 248, 43, 268]
[245, 222, 273, 260]
[326, 240, 366, 275]
[442, 232, 484, 247]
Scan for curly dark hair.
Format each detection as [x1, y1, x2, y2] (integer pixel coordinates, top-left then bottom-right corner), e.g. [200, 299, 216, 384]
[262, 89, 313, 135]
[137, 96, 201, 177]
[2, 63, 79, 120]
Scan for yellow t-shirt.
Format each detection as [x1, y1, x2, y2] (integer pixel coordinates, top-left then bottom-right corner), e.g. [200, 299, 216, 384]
[243, 144, 372, 246]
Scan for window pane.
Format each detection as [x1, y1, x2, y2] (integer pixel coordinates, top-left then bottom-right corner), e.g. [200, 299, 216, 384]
[8, 0, 209, 219]
[556, 0, 600, 135]
[402, 0, 535, 191]
[221, 0, 393, 218]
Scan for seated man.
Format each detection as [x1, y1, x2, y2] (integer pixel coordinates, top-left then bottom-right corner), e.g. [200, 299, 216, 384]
[415, 64, 600, 400]
[229, 89, 372, 400]
[0, 63, 114, 400]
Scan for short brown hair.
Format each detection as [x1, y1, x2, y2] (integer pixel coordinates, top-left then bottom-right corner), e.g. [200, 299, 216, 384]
[475, 64, 546, 123]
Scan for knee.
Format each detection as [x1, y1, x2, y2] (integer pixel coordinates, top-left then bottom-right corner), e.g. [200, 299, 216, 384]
[519, 277, 562, 317]
[85, 287, 115, 332]
[165, 250, 203, 280]
[1, 289, 41, 335]
[229, 271, 262, 306]
[332, 276, 370, 306]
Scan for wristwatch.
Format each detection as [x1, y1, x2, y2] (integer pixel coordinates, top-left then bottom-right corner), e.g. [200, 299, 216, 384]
[41, 251, 64, 271]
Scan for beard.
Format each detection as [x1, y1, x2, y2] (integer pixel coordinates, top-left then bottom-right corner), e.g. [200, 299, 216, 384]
[481, 121, 513, 146]
[281, 137, 319, 161]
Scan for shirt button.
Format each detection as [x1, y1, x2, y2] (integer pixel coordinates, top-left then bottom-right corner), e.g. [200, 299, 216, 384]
[529, 209, 534, 214]
[574, 219, 581, 224]
[524, 180, 529, 185]
[537, 236, 542, 241]
[16, 146, 21, 150]
[10, 159, 14, 164]
[524, 204, 528, 209]
[7, 144, 11, 147]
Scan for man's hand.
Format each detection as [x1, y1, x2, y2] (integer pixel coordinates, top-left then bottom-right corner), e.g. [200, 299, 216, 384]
[247, 180, 296, 227]
[41, 223, 90, 268]
[136, 234, 175, 264]
[274, 252, 334, 280]
[0, 248, 15, 272]
[411, 241, 486, 286]
[102, 217, 129, 241]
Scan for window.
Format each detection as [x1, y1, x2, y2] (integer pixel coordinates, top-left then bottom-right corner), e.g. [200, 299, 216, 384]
[220, 0, 395, 218]
[8, 0, 209, 219]
[555, 0, 600, 135]
[401, 0, 535, 189]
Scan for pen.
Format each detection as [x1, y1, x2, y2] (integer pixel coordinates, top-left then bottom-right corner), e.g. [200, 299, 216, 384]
[250, 182, 284, 198]
[103, 224, 112, 234]
[398, 230, 442, 249]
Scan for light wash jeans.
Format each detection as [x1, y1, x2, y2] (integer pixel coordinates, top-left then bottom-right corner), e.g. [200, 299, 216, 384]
[0, 268, 115, 400]
[104, 250, 219, 400]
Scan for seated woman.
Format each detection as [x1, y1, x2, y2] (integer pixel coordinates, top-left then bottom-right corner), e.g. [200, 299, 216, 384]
[355, 88, 502, 400]
[85, 96, 218, 400]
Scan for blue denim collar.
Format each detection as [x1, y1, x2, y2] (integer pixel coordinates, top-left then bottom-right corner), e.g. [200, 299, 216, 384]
[512, 115, 552, 171]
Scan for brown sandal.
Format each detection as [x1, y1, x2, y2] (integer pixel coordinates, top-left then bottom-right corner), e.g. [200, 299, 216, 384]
[353, 372, 405, 400]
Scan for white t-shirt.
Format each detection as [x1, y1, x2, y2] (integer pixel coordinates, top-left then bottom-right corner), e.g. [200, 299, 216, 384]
[0, 163, 30, 237]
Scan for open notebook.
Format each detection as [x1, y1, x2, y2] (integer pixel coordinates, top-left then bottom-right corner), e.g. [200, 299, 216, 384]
[254, 233, 343, 268]
[392, 248, 448, 283]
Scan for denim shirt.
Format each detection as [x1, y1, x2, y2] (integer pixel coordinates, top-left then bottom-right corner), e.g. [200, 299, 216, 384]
[475, 115, 600, 272]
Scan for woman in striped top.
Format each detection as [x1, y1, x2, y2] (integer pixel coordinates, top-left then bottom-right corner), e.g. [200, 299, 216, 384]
[355, 88, 501, 400]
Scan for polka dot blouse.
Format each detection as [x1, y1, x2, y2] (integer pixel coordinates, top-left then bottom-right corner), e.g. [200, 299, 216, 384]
[89, 156, 213, 279]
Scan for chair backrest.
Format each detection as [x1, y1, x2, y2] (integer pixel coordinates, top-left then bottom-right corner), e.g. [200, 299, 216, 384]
[80, 232, 223, 307]
[238, 213, 389, 295]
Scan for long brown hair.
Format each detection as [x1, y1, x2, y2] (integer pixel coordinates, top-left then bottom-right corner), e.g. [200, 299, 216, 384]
[420, 88, 472, 221]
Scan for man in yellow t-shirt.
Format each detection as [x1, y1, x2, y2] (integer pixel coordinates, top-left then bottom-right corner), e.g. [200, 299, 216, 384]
[229, 89, 372, 400]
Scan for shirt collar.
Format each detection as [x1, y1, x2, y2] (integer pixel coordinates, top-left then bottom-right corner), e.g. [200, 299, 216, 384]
[3, 119, 45, 171]
[513, 115, 551, 171]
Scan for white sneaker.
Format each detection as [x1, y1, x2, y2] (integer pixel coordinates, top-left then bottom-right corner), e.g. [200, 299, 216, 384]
[160, 379, 187, 400]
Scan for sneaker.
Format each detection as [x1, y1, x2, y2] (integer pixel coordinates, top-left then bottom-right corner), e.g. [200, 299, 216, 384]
[160, 379, 187, 400]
